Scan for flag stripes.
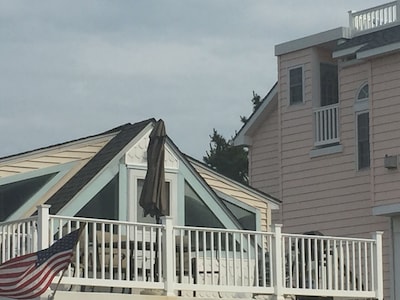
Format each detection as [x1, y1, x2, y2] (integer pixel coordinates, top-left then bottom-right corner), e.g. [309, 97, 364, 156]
[0, 227, 82, 299]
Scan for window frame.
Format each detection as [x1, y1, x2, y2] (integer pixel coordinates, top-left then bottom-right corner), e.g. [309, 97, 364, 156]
[128, 168, 176, 223]
[354, 83, 370, 171]
[288, 65, 304, 105]
[0, 162, 75, 221]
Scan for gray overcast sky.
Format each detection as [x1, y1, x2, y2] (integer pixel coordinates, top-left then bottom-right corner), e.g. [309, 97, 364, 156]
[0, 0, 384, 160]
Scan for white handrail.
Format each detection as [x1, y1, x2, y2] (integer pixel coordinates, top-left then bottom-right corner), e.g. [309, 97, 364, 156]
[349, 1, 398, 32]
[0, 208, 384, 299]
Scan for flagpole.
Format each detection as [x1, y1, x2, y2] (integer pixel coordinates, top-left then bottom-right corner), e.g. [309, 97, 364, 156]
[48, 268, 67, 300]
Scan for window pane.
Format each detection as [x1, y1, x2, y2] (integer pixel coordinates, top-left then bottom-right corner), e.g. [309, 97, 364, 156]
[137, 179, 170, 224]
[0, 173, 57, 221]
[76, 174, 119, 220]
[184, 181, 224, 228]
[320, 63, 338, 106]
[357, 84, 369, 100]
[222, 199, 256, 230]
[290, 67, 303, 104]
[357, 113, 370, 169]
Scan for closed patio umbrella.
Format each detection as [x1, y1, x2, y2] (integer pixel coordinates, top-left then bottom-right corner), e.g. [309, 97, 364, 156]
[138, 119, 168, 282]
[139, 119, 169, 222]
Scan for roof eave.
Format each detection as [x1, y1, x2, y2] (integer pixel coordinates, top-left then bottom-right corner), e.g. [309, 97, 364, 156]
[233, 83, 278, 147]
[357, 41, 400, 59]
[275, 27, 352, 56]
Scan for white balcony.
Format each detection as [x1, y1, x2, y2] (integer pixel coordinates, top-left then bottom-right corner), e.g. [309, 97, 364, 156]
[349, 1, 399, 33]
[0, 206, 383, 300]
[313, 104, 340, 147]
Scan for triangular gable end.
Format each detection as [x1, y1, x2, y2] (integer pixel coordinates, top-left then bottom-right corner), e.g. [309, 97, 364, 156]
[125, 127, 179, 171]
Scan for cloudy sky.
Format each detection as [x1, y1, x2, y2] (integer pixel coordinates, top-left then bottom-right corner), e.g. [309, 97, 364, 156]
[0, 0, 384, 160]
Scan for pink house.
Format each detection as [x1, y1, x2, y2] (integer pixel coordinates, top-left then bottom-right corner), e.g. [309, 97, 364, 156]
[234, 1, 400, 299]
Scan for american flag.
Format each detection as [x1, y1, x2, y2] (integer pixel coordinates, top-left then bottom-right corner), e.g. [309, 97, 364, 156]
[0, 226, 83, 299]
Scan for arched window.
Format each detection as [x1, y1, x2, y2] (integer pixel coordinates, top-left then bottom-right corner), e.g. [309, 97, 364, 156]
[357, 84, 369, 101]
[355, 83, 370, 170]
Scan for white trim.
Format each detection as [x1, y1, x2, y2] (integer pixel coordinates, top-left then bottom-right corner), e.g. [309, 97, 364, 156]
[127, 168, 177, 224]
[2, 162, 76, 221]
[309, 144, 343, 158]
[373, 203, 400, 216]
[275, 27, 352, 56]
[288, 65, 305, 106]
[179, 162, 241, 229]
[234, 84, 278, 146]
[354, 99, 369, 112]
[215, 190, 261, 231]
[188, 157, 280, 208]
[357, 41, 400, 59]
[59, 122, 154, 217]
[332, 44, 366, 58]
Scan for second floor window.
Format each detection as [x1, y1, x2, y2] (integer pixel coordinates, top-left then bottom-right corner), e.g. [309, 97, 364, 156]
[357, 112, 370, 169]
[320, 63, 338, 106]
[289, 66, 303, 105]
[355, 83, 370, 170]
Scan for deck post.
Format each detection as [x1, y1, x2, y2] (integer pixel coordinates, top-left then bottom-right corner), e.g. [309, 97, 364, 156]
[272, 224, 285, 300]
[373, 231, 384, 300]
[37, 204, 51, 251]
[161, 216, 175, 296]
[397, 0, 400, 22]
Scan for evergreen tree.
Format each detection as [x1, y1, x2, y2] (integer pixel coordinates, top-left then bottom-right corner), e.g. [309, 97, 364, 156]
[203, 129, 248, 185]
[203, 91, 261, 184]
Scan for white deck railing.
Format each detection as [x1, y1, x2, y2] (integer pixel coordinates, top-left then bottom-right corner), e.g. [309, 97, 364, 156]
[0, 206, 384, 299]
[349, 1, 399, 33]
[313, 104, 340, 147]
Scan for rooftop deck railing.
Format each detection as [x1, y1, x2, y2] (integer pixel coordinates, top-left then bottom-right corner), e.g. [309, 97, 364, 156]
[349, 1, 399, 33]
[0, 205, 384, 299]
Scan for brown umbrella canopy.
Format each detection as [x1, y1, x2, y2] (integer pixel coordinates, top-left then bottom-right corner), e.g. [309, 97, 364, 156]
[139, 119, 169, 219]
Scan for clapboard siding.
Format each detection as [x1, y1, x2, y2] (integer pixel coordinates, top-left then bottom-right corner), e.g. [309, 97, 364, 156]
[371, 53, 400, 209]
[276, 48, 375, 240]
[244, 31, 400, 300]
[0, 139, 110, 178]
[250, 103, 279, 198]
[191, 162, 274, 231]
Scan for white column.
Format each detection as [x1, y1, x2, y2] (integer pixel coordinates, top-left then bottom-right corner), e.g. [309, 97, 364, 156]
[373, 231, 384, 300]
[272, 224, 285, 300]
[37, 205, 50, 250]
[161, 216, 175, 296]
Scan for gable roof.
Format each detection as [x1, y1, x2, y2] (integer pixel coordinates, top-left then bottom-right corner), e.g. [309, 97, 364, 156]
[233, 82, 277, 146]
[333, 24, 400, 59]
[0, 118, 278, 227]
[187, 155, 280, 207]
[46, 119, 154, 214]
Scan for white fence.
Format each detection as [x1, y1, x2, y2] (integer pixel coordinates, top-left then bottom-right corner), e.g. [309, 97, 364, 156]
[0, 206, 383, 299]
[350, 1, 399, 32]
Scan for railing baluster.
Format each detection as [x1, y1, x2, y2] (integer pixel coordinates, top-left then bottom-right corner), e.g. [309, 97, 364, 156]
[314, 104, 339, 146]
[0, 216, 383, 298]
[350, 1, 397, 32]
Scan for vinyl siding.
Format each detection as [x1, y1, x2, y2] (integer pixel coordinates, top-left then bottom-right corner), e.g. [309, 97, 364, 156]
[192, 164, 272, 232]
[371, 53, 400, 208]
[0, 139, 110, 178]
[250, 102, 279, 199]
[277, 48, 391, 296]
[247, 43, 400, 298]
